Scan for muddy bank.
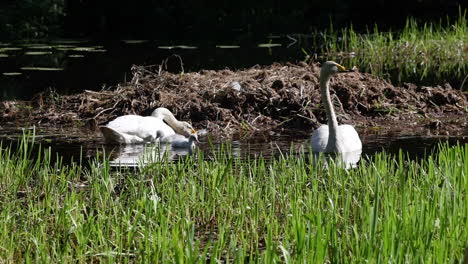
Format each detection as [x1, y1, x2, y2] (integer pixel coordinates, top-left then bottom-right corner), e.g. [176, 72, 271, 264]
[1, 62, 467, 138]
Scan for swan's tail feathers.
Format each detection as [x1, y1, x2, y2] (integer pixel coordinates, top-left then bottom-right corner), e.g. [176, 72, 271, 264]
[100, 126, 125, 144]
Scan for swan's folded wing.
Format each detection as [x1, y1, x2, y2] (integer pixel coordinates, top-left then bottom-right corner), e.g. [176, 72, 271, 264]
[106, 116, 174, 140]
[106, 115, 147, 134]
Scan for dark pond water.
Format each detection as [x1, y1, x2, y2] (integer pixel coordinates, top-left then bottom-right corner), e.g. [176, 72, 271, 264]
[0, 36, 312, 100]
[0, 127, 466, 167]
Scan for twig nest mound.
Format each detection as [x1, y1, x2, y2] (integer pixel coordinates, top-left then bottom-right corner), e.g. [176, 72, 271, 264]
[1, 62, 466, 137]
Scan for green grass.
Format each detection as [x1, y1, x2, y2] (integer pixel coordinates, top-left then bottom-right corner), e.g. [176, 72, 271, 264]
[317, 8, 467, 88]
[0, 133, 467, 263]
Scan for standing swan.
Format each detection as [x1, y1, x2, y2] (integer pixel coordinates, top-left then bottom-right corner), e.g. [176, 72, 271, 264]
[311, 61, 362, 153]
[100, 107, 196, 144]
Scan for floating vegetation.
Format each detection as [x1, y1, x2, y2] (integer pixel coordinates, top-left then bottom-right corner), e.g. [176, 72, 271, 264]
[216, 45, 241, 49]
[85, 49, 107, 53]
[122, 40, 149, 44]
[158, 45, 197, 49]
[176, 45, 197, 49]
[72, 47, 96, 52]
[20, 67, 64, 71]
[24, 51, 52, 56]
[258, 43, 282, 48]
[52, 44, 76, 49]
[51, 39, 89, 44]
[27, 45, 53, 49]
[0, 47, 22, 52]
[72, 47, 106, 52]
[2, 72, 22, 76]
[68, 54, 85, 58]
[55, 47, 77, 51]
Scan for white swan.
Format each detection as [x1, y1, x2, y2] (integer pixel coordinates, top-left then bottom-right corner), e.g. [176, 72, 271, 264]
[311, 61, 362, 153]
[100, 107, 196, 144]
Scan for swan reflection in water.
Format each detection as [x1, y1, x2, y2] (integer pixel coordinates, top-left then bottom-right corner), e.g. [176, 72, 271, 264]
[105, 129, 205, 167]
[107, 142, 196, 167]
[104, 136, 361, 169]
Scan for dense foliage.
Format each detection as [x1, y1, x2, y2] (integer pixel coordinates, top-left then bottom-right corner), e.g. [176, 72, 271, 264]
[0, 0, 64, 39]
[0, 0, 463, 39]
[318, 9, 467, 87]
[0, 134, 466, 262]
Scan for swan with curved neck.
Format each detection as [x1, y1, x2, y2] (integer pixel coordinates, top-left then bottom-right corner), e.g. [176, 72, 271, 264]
[311, 61, 362, 153]
[150, 108, 194, 137]
[100, 107, 197, 144]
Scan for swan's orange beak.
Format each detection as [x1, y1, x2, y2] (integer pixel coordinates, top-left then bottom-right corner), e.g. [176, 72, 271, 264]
[190, 128, 199, 142]
[336, 63, 354, 73]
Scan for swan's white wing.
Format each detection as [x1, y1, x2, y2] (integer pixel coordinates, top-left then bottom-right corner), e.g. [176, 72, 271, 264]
[311, 125, 329, 152]
[337, 125, 362, 152]
[107, 115, 148, 134]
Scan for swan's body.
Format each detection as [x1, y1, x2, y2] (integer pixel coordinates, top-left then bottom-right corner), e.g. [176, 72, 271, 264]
[100, 107, 196, 144]
[311, 124, 361, 153]
[311, 61, 362, 153]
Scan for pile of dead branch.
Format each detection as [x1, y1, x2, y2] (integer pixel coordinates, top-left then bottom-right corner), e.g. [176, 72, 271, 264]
[1, 62, 466, 137]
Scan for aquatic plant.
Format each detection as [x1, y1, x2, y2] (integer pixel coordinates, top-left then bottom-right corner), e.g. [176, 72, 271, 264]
[0, 134, 466, 262]
[318, 8, 467, 88]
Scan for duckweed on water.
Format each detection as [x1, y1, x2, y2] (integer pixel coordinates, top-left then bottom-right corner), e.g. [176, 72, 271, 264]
[24, 51, 53, 56]
[0, 133, 466, 262]
[216, 45, 241, 49]
[20, 67, 64, 71]
[2, 72, 22, 76]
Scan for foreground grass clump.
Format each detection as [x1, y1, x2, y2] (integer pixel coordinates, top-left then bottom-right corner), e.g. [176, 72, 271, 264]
[321, 9, 467, 87]
[0, 136, 467, 263]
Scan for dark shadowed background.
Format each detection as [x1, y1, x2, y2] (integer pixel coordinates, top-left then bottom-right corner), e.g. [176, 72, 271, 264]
[0, 0, 465, 40]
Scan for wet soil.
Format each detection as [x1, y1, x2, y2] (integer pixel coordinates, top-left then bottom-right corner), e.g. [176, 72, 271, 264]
[1, 62, 466, 138]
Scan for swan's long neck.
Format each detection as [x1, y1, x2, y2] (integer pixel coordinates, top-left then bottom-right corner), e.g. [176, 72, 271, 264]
[153, 108, 185, 134]
[320, 74, 339, 150]
[163, 113, 181, 130]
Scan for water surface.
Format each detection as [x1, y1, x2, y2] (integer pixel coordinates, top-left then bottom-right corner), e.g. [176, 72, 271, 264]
[1, 37, 309, 100]
[0, 127, 465, 167]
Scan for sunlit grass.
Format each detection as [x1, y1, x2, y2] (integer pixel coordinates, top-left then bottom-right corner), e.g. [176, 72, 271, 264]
[0, 133, 467, 262]
[318, 8, 467, 87]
